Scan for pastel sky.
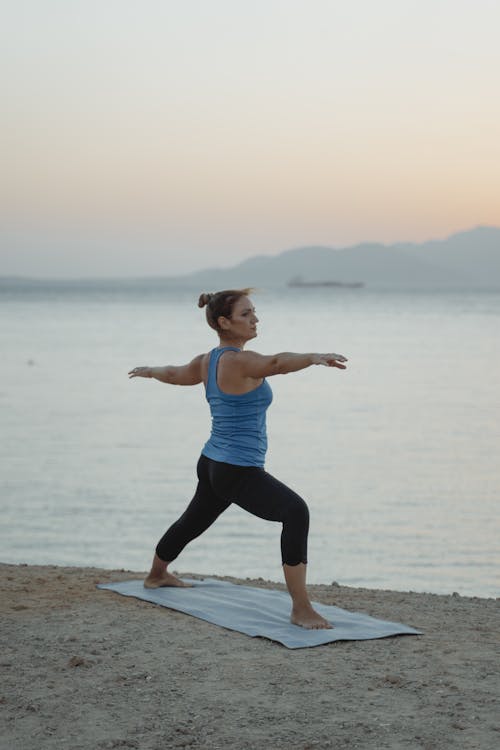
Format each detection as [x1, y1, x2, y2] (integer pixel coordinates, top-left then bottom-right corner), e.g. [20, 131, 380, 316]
[2, 0, 499, 277]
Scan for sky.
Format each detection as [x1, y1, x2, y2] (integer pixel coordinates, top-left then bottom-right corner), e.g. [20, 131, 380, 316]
[1, 0, 500, 277]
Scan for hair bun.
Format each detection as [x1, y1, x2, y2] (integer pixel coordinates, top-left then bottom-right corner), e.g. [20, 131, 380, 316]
[198, 292, 214, 308]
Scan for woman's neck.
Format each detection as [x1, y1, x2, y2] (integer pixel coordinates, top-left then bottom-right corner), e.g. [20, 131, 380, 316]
[218, 336, 245, 350]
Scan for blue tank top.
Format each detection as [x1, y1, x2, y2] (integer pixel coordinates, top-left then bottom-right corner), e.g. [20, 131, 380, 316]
[202, 346, 273, 467]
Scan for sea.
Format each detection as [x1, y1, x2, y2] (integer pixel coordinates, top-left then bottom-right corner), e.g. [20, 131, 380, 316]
[1, 280, 499, 598]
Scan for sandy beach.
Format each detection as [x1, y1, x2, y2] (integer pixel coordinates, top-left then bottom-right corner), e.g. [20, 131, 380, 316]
[1, 563, 498, 750]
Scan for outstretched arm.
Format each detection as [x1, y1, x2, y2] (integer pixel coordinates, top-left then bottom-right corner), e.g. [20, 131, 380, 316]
[128, 354, 204, 386]
[233, 351, 348, 379]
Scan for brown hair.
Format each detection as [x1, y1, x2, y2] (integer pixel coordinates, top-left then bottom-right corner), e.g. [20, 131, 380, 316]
[198, 288, 253, 333]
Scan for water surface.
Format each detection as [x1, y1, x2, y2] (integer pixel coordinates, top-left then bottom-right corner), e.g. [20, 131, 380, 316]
[1, 282, 499, 597]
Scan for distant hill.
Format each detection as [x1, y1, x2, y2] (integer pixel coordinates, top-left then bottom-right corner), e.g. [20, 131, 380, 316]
[168, 225, 500, 289]
[1, 226, 499, 289]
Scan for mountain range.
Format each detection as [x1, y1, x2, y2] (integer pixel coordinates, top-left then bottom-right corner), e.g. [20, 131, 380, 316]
[1, 226, 499, 289]
[168, 226, 500, 289]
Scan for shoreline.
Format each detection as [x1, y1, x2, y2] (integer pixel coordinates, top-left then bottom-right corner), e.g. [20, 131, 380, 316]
[2, 558, 496, 601]
[2, 563, 499, 749]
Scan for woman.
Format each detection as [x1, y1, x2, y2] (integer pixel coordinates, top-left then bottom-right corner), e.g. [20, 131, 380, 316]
[129, 288, 347, 629]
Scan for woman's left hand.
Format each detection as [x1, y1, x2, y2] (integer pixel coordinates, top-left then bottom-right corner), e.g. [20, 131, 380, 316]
[128, 366, 153, 379]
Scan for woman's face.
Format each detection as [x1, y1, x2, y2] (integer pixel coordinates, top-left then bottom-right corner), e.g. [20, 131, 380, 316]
[219, 295, 259, 341]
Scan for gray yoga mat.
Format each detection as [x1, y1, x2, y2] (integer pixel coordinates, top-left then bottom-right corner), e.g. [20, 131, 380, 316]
[97, 578, 421, 649]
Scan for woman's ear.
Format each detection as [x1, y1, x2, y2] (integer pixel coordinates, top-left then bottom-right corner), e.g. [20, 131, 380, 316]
[217, 316, 230, 331]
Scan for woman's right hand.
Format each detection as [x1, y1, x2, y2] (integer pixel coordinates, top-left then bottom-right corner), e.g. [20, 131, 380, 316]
[128, 366, 153, 379]
[312, 353, 348, 369]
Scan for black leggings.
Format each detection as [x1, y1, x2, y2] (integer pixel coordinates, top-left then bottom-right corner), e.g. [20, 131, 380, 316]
[156, 454, 309, 566]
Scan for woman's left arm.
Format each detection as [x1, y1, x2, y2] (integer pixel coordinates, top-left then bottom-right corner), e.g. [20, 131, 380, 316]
[128, 354, 204, 385]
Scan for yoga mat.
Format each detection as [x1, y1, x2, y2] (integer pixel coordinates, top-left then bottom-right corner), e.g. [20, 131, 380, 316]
[97, 578, 422, 649]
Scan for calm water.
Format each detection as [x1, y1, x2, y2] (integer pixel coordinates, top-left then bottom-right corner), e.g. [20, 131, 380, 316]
[1, 282, 499, 597]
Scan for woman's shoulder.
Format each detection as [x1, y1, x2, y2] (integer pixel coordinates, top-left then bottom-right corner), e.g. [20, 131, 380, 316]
[198, 351, 212, 385]
[217, 348, 262, 367]
[225, 348, 261, 359]
[217, 349, 268, 387]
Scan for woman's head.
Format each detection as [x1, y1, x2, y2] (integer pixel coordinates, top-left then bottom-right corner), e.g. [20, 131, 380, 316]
[198, 288, 258, 341]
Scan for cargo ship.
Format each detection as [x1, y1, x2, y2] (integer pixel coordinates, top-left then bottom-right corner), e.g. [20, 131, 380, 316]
[288, 276, 364, 288]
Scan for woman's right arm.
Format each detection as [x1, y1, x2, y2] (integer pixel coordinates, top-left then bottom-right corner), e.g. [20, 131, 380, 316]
[233, 350, 348, 378]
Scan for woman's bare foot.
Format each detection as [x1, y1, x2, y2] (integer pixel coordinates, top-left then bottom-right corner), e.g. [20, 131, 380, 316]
[291, 604, 333, 630]
[144, 572, 193, 589]
[283, 563, 333, 629]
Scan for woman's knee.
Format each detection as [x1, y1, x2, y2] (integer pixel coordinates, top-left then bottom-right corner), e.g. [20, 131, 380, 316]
[285, 495, 309, 528]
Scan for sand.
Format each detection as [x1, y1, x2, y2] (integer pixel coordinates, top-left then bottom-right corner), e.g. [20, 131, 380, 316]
[1, 563, 499, 750]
